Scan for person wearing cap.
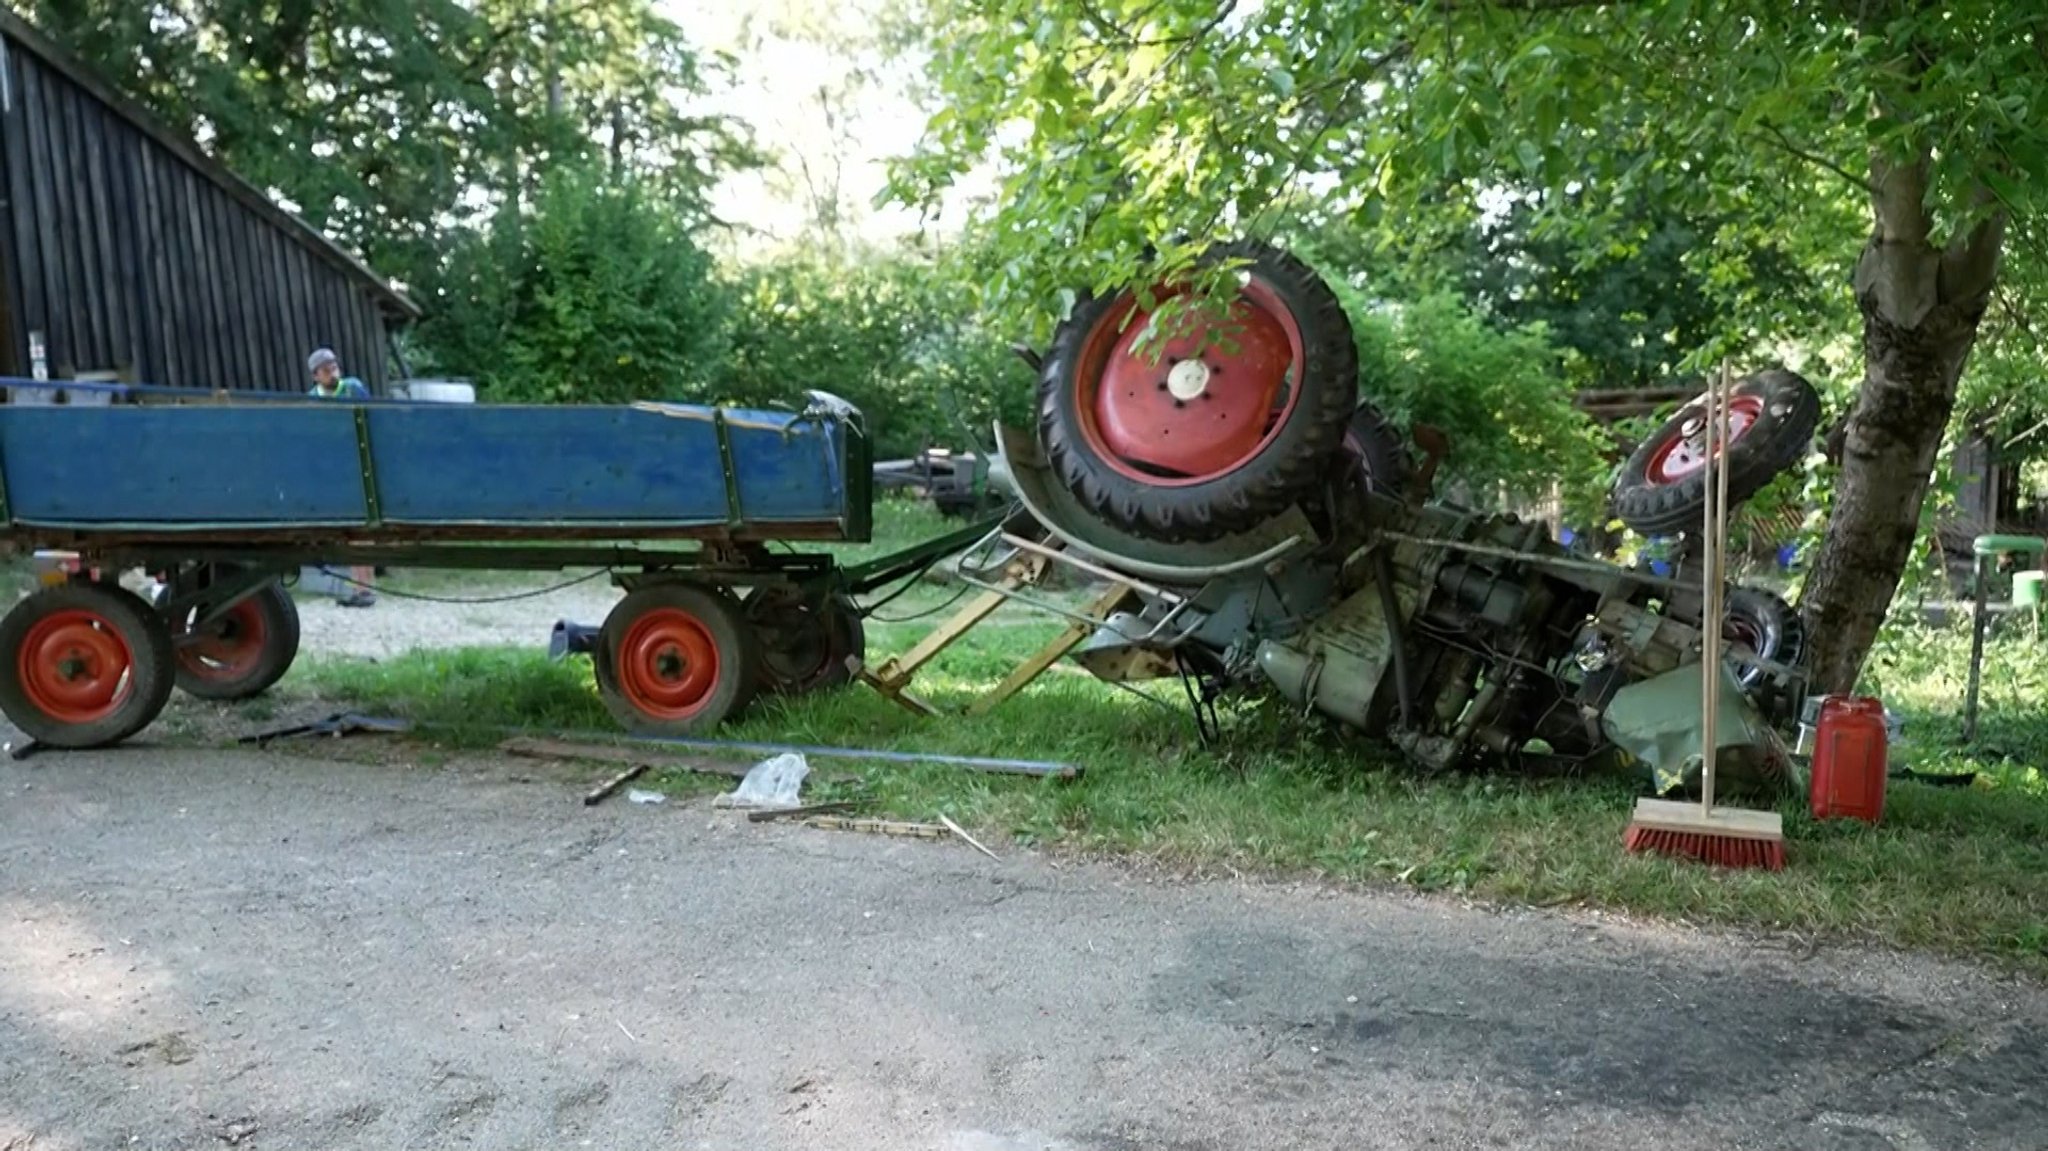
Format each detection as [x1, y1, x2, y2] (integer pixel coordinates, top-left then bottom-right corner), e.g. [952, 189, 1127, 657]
[305, 347, 376, 607]
[307, 347, 370, 400]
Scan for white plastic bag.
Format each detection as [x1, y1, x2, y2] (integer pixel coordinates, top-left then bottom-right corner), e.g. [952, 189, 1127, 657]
[714, 752, 810, 810]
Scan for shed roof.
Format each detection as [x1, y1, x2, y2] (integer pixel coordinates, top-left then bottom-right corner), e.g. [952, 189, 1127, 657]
[0, 7, 422, 319]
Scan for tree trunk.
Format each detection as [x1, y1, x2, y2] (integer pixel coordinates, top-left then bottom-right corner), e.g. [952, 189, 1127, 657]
[1799, 150, 2005, 694]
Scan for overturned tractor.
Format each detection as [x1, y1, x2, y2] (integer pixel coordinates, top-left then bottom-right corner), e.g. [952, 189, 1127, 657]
[975, 240, 1820, 789]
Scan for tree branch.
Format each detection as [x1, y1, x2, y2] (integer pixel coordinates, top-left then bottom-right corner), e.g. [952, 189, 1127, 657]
[1756, 122, 1872, 196]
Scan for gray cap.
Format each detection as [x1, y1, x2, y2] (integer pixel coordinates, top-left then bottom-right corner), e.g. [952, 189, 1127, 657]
[307, 347, 339, 373]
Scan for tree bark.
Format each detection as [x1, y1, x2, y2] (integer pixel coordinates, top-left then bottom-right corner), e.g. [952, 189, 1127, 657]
[1799, 148, 2005, 694]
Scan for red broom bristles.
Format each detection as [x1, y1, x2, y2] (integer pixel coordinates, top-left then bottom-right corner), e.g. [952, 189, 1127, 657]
[1623, 823, 1786, 871]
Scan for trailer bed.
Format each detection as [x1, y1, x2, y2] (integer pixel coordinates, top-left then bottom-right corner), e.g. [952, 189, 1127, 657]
[0, 383, 869, 552]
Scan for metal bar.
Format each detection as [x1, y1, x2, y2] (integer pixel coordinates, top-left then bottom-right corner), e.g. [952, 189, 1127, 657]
[603, 731, 1082, 779]
[966, 583, 1136, 717]
[714, 408, 743, 530]
[999, 532, 1181, 602]
[950, 561, 1199, 645]
[837, 513, 1006, 593]
[352, 404, 381, 525]
[1376, 530, 1696, 595]
[1965, 554, 1989, 743]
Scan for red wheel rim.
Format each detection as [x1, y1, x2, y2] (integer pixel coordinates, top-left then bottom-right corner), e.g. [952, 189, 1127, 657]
[616, 608, 721, 720]
[1723, 616, 1763, 651]
[1073, 275, 1306, 485]
[17, 609, 134, 724]
[1646, 395, 1764, 485]
[178, 598, 269, 682]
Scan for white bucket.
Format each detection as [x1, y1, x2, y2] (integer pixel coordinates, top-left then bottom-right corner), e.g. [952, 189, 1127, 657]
[395, 380, 476, 404]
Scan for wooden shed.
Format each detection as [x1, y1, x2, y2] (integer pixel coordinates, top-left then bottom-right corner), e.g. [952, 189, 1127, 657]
[0, 9, 419, 397]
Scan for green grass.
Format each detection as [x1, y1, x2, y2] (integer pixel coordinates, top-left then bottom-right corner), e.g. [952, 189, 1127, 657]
[250, 497, 2045, 976]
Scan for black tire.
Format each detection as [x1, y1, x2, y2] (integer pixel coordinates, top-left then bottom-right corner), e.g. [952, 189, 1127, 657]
[174, 582, 301, 701]
[744, 587, 866, 696]
[1610, 368, 1821, 536]
[595, 583, 760, 735]
[0, 583, 176, 749]
[1343, 401, 1409, 498]
[1038, 239, 1359, 542]
[1724, 586, 1807, 724]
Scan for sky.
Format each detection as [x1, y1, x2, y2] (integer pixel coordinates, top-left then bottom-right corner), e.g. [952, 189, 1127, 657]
[661, 0, 947, 255]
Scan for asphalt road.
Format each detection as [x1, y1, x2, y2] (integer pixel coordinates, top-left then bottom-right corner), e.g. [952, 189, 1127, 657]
[2, 745, 2042, 1151]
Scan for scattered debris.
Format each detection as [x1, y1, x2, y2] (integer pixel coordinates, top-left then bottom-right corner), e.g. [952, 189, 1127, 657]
[240, 712, 411, 747]
[581, 761, 651, 806]
[117, 1031, 195, 1067]
[615, 1020, 639, 1043]
[499, 737, 752, 779]
[745, 801, 864, 823]
[713, 753, 810, 811]
[625, 788, 666, 806]
[609, 733, 1082, 780]
[802, 816, 950, 839]
[6, 739, 41, 762]
[213, 1117, 259, 1146]
[938, 814, 1002, 862]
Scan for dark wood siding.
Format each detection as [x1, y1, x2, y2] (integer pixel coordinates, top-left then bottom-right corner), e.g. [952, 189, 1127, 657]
[0, 28, 408, 395]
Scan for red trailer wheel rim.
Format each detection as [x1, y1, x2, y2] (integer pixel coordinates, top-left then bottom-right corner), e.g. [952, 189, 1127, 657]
[178, 598, 269, 682]
[17, 609, 134, 723]
[1073, 276, 1306, 485]
[616, 608, 721, 720]
[1646, 395, 1765, 485]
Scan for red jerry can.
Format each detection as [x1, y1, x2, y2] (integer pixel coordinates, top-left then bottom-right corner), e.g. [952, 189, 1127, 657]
[1810, 696, 1888, 824]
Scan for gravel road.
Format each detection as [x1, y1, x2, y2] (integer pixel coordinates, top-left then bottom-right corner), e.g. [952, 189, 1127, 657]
[2, 745, 2042, 1151]
[290, 574, 623, 659]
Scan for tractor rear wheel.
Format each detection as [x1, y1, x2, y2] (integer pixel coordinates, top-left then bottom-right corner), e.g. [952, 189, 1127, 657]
[1037, 240, 1359, 542]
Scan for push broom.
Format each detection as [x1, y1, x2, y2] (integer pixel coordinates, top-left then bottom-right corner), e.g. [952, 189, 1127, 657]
[1624, 362, 1787, 870]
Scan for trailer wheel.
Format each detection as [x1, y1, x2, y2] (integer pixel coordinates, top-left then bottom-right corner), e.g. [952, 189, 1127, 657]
[596, 583, 760, 734]
[0, 583, 175, 749]
[174, 582, 301, 701]
[1610, 369, 1821, 536]
[1038, 240, 1359, 542]
[743, 587, 865, 696]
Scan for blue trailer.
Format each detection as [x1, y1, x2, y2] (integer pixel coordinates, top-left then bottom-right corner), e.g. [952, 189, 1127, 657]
[0, 381, 988, 749]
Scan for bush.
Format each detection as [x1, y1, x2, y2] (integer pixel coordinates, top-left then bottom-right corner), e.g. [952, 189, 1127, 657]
[415, 166, 730, 404]
[715, 246, 1036, 458]
[1334, 285, 1612, 519]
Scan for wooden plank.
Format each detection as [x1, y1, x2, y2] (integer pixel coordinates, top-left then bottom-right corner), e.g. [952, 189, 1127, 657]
[182, 167, 225, 387]
[136, 146, 179, 385]
[54, 74, 104, 369]
[868, 589, 1011, 687]
[966, 583, 1136, 716]
[498, 736, 753, 779]
[0, 37, 46, 375]
[110, 116, 152, 380]
[214, 187, 258, 388]
[79, 99, 126, 370]
[162, 152, 204, 386]
[18, 59, 72, 374]
[255, 221, 290, 393]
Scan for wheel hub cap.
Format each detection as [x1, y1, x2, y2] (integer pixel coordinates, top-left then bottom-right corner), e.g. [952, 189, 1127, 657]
[1081, 281, 1304, 482]
[1165, 359, 1212, 401]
